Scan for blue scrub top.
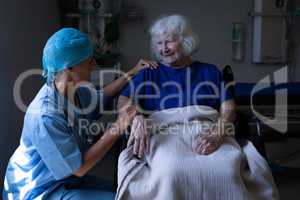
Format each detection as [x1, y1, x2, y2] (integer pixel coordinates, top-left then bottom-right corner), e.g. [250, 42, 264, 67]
[121, 61, 233, 113]
[3, 84, 108, 200]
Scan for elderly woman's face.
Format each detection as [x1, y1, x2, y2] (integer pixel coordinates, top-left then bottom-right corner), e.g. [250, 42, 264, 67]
[154, 33, 185, 66]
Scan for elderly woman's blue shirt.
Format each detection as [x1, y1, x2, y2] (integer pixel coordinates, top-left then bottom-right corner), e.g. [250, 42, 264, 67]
[121, 61, 233, 112]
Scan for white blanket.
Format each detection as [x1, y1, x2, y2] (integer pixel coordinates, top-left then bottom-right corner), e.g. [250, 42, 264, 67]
[116, 106, 280, 200]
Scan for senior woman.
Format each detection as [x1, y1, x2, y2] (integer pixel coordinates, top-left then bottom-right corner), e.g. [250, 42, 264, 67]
[118, 14, 236, 158]
[116, 15, 279, 200]
[3, 28, 158, 200]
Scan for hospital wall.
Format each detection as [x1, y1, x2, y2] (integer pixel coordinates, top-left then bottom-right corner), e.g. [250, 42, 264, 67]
[0, 0, 60, 190]
[119, 0, 300, 82]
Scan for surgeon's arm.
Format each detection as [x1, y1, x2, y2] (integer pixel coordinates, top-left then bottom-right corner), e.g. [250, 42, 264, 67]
[117, 95, 134, 110]
[102, 59, 157, 98]
[74, 105, 136, 177]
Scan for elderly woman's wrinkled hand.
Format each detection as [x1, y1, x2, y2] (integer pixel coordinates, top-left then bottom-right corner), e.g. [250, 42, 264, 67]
[127, 115, 150, 159]
[192, 134, 224, 155]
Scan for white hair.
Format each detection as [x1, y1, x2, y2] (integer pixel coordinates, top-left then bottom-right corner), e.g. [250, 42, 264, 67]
[149, 14, 199, 58]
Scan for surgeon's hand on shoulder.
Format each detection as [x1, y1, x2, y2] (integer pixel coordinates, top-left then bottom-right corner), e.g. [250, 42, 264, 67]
[128, 59, 158, 76]
[127, 115, 150, 159]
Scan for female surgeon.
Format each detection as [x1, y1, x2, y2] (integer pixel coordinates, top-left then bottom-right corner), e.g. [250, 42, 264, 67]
[2, 28, 158, 200]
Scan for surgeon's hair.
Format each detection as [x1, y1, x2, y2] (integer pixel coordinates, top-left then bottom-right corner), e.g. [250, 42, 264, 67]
[149, 14, 199, 58]
[43, 70, 58, 84]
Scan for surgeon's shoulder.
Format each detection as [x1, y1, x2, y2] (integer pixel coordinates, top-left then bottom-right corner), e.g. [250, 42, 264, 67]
[25, 84, 58, 114]
[25, 92, 66, 123]
[25, 107, 65, 126]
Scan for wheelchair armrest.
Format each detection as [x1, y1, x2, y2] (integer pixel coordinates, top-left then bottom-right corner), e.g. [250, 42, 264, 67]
[234, 111, 267, 160]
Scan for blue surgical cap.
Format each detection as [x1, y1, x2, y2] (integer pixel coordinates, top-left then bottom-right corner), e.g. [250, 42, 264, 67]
[42, 28, 93, 82]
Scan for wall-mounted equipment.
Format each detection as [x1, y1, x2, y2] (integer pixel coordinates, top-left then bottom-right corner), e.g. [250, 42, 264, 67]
[232, 22, 246, 61]
[250, 0, 288, 64]
[81, 0, 122, 64]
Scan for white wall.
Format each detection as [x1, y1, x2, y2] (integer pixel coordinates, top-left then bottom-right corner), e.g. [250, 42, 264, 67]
[119, 0, 299, 82]
[0, 0, 60, 189]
